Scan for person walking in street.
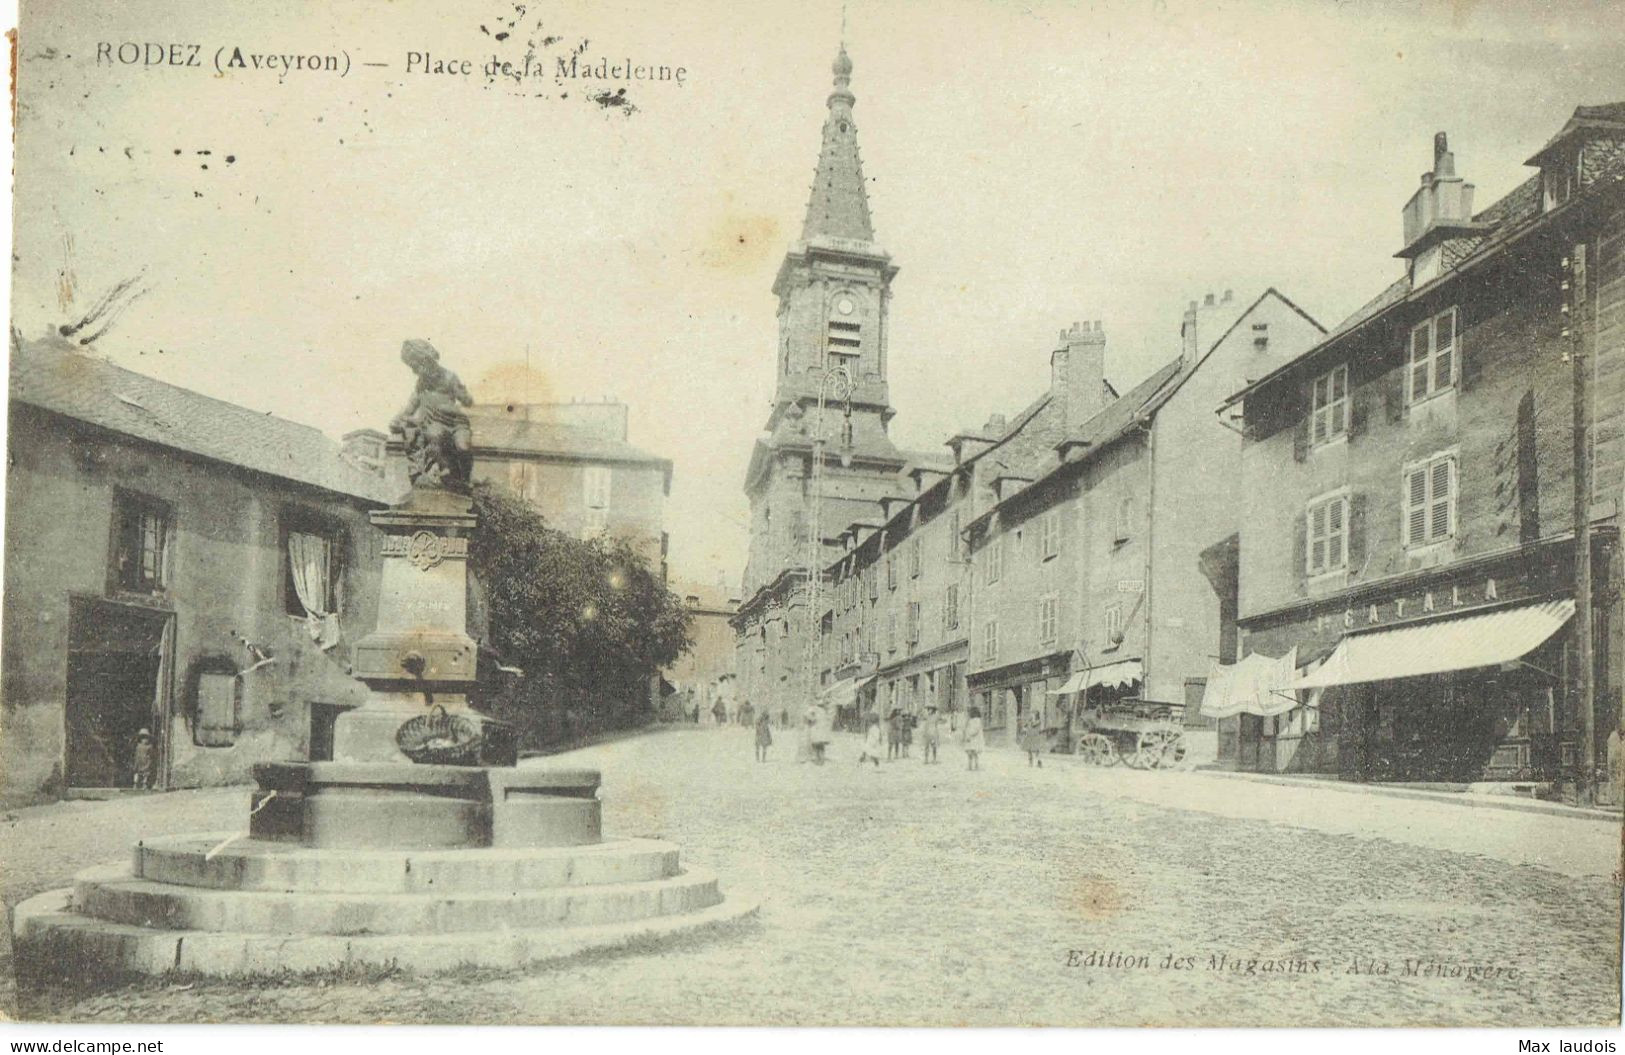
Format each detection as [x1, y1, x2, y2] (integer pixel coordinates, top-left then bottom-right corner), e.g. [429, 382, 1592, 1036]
[780, 707, 789, 730]
[809, 703, 833, 765]
[961, 706, 985, 771]
[886, 708, 903, 761]
[857, 712, 883, 769]
[901, 710, 914, 759]
[755, 710, 773, 762]
[1019, 708, 1049, 768]
[919, 705, 942, 765]
[711, 698, 727, 726]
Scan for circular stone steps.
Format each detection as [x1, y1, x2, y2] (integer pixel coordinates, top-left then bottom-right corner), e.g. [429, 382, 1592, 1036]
[133, 834, 683, 893]
[14, 831, 758, 977]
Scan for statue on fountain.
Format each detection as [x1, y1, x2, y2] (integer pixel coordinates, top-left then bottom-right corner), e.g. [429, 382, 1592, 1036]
[390, 338, 474, 491]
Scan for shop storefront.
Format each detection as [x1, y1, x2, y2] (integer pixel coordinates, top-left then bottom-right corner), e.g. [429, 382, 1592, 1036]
[968, 652, 1073, 749]
[1232, 541, 1606, 785]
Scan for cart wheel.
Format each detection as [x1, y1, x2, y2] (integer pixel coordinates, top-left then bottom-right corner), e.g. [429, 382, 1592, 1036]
[1132, 729, 1170, 770]
[1075, 733, 1116, 767]
[1161, 732, 1189, 769]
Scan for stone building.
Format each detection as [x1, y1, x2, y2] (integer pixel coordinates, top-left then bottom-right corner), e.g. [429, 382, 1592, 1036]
[370, 399, 673, 578]
[960, 292, 1324, 752]
[3, 336, 398, 805]
[1218, 107, 1625, 785]
[665, 579, 740, 720]
[733, 46, 909, 722]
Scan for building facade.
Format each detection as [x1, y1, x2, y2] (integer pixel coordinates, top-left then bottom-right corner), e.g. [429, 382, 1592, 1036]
[962, 292, 1324, 753]
[4, 337, 398, 805]
[375, 399, 673, 577]
[1221, 109, 1625, 786]
[734, 47, 909, 722]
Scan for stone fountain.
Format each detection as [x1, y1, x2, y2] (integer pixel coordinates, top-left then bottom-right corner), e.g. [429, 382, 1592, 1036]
[13, 341, 755, 977]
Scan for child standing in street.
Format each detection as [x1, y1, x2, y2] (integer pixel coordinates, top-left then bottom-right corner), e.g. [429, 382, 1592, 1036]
[130, 728, 154, 789]
[755, 710, 774, 762]
[1019, 709, 1049, 768]
[857, 712, 883, 768]
[961, 707, 985, 771]
[920, 705, 942, 764]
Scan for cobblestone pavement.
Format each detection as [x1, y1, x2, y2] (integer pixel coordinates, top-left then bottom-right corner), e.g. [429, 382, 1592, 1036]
[6, 726, 1621, 1026]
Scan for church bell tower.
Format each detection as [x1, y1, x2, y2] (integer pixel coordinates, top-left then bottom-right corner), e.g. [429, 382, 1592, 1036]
[741, 44, 906, 599]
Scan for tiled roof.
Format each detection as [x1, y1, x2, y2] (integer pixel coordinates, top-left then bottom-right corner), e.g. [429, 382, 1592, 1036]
[1065, 356, 1186, 454]
[472, 417, 669, 466]
[10, 336, 399, 503]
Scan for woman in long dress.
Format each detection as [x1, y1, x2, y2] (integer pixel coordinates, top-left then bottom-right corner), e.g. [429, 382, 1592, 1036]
[961, 706, 986, 771]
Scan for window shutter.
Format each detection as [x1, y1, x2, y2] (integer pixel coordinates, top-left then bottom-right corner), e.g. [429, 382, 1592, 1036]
[1346, 492, 1368, 572]
[1349, 384, 1371, 438]
[1291, 513, 1308, 592]
[1434, 310, 1456, 390]
[1383, 366, 1406, 424]
[1292, 382, 1311, 462]
[1429, 459, 1453, 541]
[1327, 499, 1345, 569]
[1405, 468, 1427, 547]
[1458, 310, 1481, 391]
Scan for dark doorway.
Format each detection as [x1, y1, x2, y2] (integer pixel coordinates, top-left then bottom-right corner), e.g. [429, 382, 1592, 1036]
[65, 599, 173, 789]
[308, 702, 356, 762]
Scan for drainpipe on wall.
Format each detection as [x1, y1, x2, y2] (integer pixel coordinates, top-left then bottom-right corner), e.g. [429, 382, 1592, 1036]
[1142, 417, 1157, 705]
[1569, 240, 1596, 805]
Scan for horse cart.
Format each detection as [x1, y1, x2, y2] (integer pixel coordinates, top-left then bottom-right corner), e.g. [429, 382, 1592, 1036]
[1071, 698, 1188, 770]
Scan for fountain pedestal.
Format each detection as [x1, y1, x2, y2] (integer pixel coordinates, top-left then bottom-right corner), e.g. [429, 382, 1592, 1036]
[14, 481, 755, 978]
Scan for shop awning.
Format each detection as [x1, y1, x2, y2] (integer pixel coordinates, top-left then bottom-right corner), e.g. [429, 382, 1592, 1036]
[1285, 599, 1575, 690]
[1047, 659, 1144, 695]
[1199, 648, 1299, 718]
[819, 674, 876, 709]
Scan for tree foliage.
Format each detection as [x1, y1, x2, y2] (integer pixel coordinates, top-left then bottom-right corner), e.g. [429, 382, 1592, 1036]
[469, 482, 691, 743]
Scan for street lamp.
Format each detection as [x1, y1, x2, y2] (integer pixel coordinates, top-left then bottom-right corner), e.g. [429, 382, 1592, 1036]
[804, 359, 855, 717]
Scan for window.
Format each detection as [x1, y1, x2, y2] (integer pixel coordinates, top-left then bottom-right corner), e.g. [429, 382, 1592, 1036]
[1104, 604, 1124, 648]
[887, 611, 898, 652]
[982, 619, 999, 662]
[866, 563, 878, 600]
[1311, 365, 1349, 444]
[1543, 150, 1579, 211]
[909, 536, 922, 578]
[1114, 496, 1134, 544]
[1038, 594, 1058, 645]
[1407, 307, 1458, 404]
[886, 553, 897, 590]
[943, 583, 960, 632]
[1039, 510, 1061, 560]
[112, 492, 172, 594]
[582, 465, 611, 535]
[984, 537, 1004, 584]
[284, 524, 344, 618]
[907, 601, 921, 644]
[1305, 494, 1349, 575]
[948, 510, 964, 562]
[195, 672, 239, 748]
[1403, 454, 1457, 548]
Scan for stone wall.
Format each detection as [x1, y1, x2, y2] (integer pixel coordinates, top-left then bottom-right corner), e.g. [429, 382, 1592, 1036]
[2, 407, 383, 805]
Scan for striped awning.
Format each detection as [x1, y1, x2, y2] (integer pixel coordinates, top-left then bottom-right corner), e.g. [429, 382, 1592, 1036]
[1286, 599, 1575, 690]
[1048, 659, 1143, 695]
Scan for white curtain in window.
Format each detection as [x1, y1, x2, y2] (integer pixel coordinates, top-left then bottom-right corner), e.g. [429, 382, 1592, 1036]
[288, 532, 341, 650]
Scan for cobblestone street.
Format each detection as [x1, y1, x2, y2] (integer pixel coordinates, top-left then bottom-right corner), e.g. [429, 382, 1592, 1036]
[6, 726, 1620, 1026]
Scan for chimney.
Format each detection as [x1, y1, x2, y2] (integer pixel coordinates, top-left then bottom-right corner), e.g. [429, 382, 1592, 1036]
[1399, 132, 1477, 283]
[1180, 289, 1245, 368]
[1052, 320, 1107, 431]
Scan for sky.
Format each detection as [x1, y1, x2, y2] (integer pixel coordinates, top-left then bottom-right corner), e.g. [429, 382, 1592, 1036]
[11, 0, 1625, 594]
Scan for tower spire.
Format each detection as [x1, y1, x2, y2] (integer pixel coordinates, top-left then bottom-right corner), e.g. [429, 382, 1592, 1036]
[801, 44, 874, 243]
